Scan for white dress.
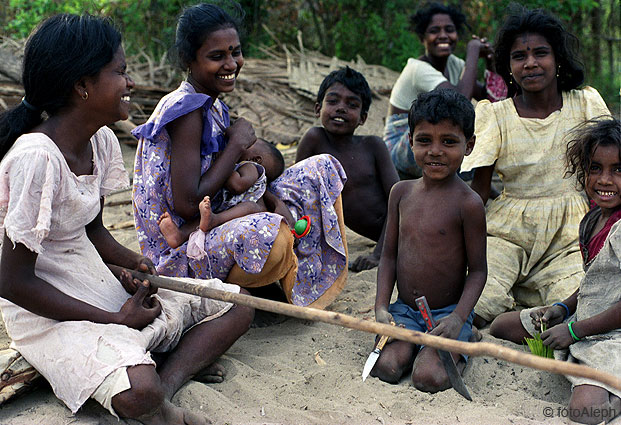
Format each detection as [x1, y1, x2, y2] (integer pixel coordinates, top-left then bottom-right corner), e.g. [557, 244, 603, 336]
[0, 127, 239, 413]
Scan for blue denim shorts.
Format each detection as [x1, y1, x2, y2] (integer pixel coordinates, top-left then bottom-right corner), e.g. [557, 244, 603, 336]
[388, 298, 475, 360]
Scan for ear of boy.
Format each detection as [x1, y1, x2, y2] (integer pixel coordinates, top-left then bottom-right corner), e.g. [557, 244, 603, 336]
[465, 135, 476, 156]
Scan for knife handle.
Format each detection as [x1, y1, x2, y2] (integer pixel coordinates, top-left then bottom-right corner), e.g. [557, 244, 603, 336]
[415, 296, 436, 331]
[375, 320, 396, 350]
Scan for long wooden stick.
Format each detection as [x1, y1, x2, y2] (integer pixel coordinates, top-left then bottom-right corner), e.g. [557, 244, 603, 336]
[125, 268, 621, 392]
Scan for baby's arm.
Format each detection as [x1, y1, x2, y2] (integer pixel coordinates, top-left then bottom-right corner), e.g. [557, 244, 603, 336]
[375, 182, 405, 324]
[295, 127, 323, 163]
[224, 162, 260, 195]
[432, 192, 487, 340]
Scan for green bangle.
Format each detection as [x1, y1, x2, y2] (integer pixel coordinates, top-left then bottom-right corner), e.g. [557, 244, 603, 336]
[568, 321, 581, 342]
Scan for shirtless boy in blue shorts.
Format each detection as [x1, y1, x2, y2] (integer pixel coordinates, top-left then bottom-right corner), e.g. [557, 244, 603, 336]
[371, 89, 487, 393]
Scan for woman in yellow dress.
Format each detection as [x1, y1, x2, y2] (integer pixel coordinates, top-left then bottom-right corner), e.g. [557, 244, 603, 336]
[460, 6, 610, 327]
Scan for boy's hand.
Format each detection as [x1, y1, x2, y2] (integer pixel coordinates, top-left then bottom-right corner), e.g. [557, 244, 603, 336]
[375, 307, 394, 325]
[541, 323, 574, 349]
[530, 305, 565, 330]
[430, 312, 463, 340]
[349, 253, 380, 272]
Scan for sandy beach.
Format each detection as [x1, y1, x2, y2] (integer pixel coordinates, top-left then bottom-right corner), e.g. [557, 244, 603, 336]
[0, 111, 618, 425]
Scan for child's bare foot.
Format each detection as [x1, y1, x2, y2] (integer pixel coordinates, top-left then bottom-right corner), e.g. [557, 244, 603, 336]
[198, 196, 213, 233]
[193, 361, 226, 384]
[158, 212, 185, 249]
[139, 400, 210, 425]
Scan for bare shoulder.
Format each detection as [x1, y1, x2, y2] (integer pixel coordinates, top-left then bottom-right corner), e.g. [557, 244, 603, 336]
[300, 126, 326, 144]
[297, 126, 326, 161]
[359, 134, 384, 145]
[390, 179, 418, 199]
[458, 182, 486, 217]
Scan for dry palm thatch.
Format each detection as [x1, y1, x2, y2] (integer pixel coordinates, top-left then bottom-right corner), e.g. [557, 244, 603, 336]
[0, 35, 397, 150]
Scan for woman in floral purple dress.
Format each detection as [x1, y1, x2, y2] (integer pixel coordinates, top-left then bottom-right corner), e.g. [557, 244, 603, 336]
[132, 2, 347, 308]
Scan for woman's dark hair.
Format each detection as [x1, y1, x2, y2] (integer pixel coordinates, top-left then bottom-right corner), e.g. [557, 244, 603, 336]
[0, 14, 121, 160]
[494, 5, 585, 97]
[174, 1, 245, 70]
[566, 117, 620, 191]
[410, 2, 468, 38]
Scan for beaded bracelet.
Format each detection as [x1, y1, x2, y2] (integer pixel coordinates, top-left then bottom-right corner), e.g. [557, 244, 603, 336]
[568, 321, 581, 342]
[553, 302, 570, 321]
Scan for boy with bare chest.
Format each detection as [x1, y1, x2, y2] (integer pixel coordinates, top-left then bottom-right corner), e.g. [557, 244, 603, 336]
[371, 89, 487, 393]
[296, 67, 399, 272]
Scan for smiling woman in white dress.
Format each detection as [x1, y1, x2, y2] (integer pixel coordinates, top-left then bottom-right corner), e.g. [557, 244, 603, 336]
[0, 14, 253, 425]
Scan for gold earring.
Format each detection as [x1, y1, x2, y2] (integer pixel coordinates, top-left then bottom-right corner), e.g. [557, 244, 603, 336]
[556, 66, 560, 77]
[82, 91, 89, 100]
[509, 72, 513, 85]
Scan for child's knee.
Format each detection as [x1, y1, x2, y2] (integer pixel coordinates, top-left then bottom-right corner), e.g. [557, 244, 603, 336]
[112, 366, 164, 419]
[411, 365, 450, 393]
[569, 386, 615, 424]
[489, 311, 526, 343]
[370, 356, 405, 384]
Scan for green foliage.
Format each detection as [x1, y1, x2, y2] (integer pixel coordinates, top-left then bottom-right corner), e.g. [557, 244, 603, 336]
[1, 0, 619, 110]
[525, 324, 554, 359]
[4, 0, 190, 57]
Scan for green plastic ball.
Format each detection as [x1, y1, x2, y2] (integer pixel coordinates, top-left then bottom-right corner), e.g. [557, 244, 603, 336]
[294, 219, 308, 235]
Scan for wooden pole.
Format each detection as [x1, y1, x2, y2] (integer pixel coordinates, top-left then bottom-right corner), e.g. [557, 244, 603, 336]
[125, 268, 621, 392]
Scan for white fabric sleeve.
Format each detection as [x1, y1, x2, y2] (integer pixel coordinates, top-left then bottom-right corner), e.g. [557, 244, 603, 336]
[460, 100, 502, 172]
[389, 59, 448, 111]
[0, 150, 61, 254]
[97, 127, 130, 197]
[580, 86, 611, 119]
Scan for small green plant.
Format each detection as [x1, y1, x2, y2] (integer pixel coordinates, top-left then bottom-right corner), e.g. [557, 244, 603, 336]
[525, 324, 554, 359]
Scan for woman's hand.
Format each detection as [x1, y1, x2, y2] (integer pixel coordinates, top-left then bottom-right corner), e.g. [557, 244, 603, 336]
[134, 256, 157, 276]
[119, 268, 157, 298]
[469, 35, 493, 61]
[115, 279, 162, 329]
[225, 117, 257, 152]
[541, 323, 574, 349]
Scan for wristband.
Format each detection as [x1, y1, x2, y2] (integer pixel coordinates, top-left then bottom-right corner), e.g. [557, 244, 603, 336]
[568, 321, 581, 342]
[553, 302, 570, 321]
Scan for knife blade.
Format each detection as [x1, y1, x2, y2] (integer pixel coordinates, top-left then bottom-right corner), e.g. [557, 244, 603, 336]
[362, 319, 396, 382]
[361, 333, 389, 382]
[415, 296, 472, 401]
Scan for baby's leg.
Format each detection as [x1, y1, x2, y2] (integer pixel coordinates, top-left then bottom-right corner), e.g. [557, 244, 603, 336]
[411, 346, 464, 393]
[207, 201, 264, 230]
[158, 212, 197, 249]
[369, 339, 418, 384]
[111, 364, 208, 425]
[568, 384, 621, 424]
[489, 311, 531, 344]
